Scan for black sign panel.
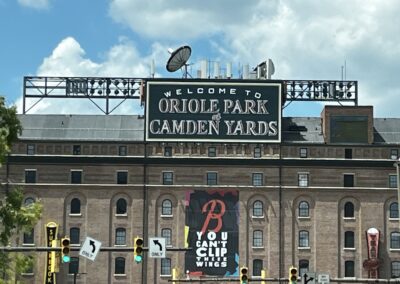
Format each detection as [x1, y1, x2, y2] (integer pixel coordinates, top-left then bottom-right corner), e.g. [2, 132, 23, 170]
[146, 81, 281, 142]
[185, 190, 239, 277]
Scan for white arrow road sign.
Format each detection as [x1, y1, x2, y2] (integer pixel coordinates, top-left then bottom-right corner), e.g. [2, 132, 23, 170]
[149, 237, 166, 258]
[79, 236, 102, 261]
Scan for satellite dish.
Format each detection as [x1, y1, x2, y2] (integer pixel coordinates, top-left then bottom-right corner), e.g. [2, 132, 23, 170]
[166, 45, 192, 78]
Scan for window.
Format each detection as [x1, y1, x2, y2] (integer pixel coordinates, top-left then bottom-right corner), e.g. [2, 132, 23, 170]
[117, 171, 128, 184]
[23, 228, 34, 244]
[391, 232, 400, 249]
[345, 260, 354, 277]
[299, 260, 309, 277]
[163, 172, 173, 185]
[115, 228, 126, 245]
[390, 202, 399, 219]
[27, 144, 35, 155]
[24, 197, 35, 206]
[118, 145, 127, 156]
[69, 257, 79, 274]
[298, 173, 309, 187]
[391, 261, 400, 278]
[344, 202, 354, 218]
[21, 255, 34, 274]
[345, 148, 353, 159]
[253, 230, 263, 247]
[162, 199, 172, 216]
[299, 230, 309, 248]
[70, 198, 81, 214]
[252, 173, 263, 186]
[254, 147, 261, 158]
[70, 227, 80, 245]
[391, 149, 399, 160]
[253, 259, 263, 277]
[208, 147, 216, 157]
[161, 228, 172, 246]
[299, 148, 308, 158]
[115, 257, 125, 275]
[164, 146, 172, 157]
[389, 175, 398, 188]
[344, 174, 354, 187]
[207, 172, 218, 185]
[25, 170, 36, 183]
[252, 200, 263, 217]
[71, 170, 82, 184]
[344, 231, 355, 248]
[116, 198, 127, 215]
[73, 145, 81, 155]
[161, 258, 171, 275]
[298, 201, 309, 218]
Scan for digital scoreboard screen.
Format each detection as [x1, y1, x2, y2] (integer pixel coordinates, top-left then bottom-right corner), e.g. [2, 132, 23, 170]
[330, 115, 368, 143]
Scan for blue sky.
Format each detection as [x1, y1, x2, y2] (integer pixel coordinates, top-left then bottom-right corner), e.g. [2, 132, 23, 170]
[1, 0, 400, 117]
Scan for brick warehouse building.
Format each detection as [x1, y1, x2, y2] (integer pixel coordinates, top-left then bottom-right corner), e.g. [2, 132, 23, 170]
[1, 77, 400, 283]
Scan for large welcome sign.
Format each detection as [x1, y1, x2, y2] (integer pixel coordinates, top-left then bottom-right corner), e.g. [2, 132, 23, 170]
[145, 81, 281, 143]
[185, 190, 239, 277]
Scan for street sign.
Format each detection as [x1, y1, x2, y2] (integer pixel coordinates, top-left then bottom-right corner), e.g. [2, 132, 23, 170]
[149, 237, 166, 258]
[302, 272, 316, 284]
[79, 236, 102, 261]
[318, 273, 330, 284]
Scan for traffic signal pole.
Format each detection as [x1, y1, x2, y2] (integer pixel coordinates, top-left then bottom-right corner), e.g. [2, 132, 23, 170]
[0, 246, 191, 252]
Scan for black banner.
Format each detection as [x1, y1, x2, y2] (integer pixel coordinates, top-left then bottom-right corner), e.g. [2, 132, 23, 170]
[44, 222, 58, 284]
[146, 81, 281, 143]
[185, 190, 239, 277]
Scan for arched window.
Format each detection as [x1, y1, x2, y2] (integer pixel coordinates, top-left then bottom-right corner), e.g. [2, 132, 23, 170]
[70, 227, 80, 245]
[116, 198, 127, 215]
[23, 228, 34, 244]
[344, 231, 354, 248]
[70, 198, 81, 214]
[161, 258, 171, 275]
[299, 259, 309, 277]
[115, 257, 125, 275]
[391, 232, 400, 249]
[162, 199, 172, 215]
[391, 261, 400, 278]
[253, 230, 263, 247]
[161, 228, 172, 246]
[390, 202, 399, 219]
[299, 230, 309, 247]
[345, 260, 354, 277]
[252, 200, 263, 217]
[115, 228, 126, 245]
[344, 202, 354, 218]
[253, 259, 263, 276]
[298, 201, 309, 217]
[24, 197, 35, 206]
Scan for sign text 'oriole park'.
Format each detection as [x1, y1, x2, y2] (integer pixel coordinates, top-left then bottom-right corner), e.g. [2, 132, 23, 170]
[145, 81, 282, 143]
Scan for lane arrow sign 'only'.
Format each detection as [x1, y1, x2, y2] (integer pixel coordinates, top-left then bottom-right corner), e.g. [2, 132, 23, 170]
[90, 240, 96, 253]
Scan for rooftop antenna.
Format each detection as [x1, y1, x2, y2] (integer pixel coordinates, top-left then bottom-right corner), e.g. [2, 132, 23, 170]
[166, 45, 192, 78]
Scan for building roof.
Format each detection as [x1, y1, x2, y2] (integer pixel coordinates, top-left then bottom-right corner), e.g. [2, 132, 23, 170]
[17, 114, 145, 141]
[17, 114, 400, 144]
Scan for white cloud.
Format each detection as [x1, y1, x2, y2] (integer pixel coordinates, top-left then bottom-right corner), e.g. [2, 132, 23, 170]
[18, 0, 49, 10]
[108, 0, 400, 117]
[18, 36, 167, 115]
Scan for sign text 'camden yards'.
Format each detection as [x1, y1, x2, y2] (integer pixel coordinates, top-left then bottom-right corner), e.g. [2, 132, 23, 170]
[145, 81, 282, 143]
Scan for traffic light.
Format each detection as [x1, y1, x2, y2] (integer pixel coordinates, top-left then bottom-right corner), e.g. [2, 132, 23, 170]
[61, 237, 71, 263]
[134, 237, 144, 263]
[289, 266, 298, 284]
[240, 266, 248, 284]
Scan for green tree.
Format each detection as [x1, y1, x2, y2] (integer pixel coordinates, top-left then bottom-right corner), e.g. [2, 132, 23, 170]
[0, 97, 42, 283]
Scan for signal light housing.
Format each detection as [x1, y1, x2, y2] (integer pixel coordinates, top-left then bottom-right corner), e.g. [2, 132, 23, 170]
[289, 266, 298, 284]
[134, 237, 144, 263]
[61, 237, 71, 263]
[240, 266, 248, 283]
